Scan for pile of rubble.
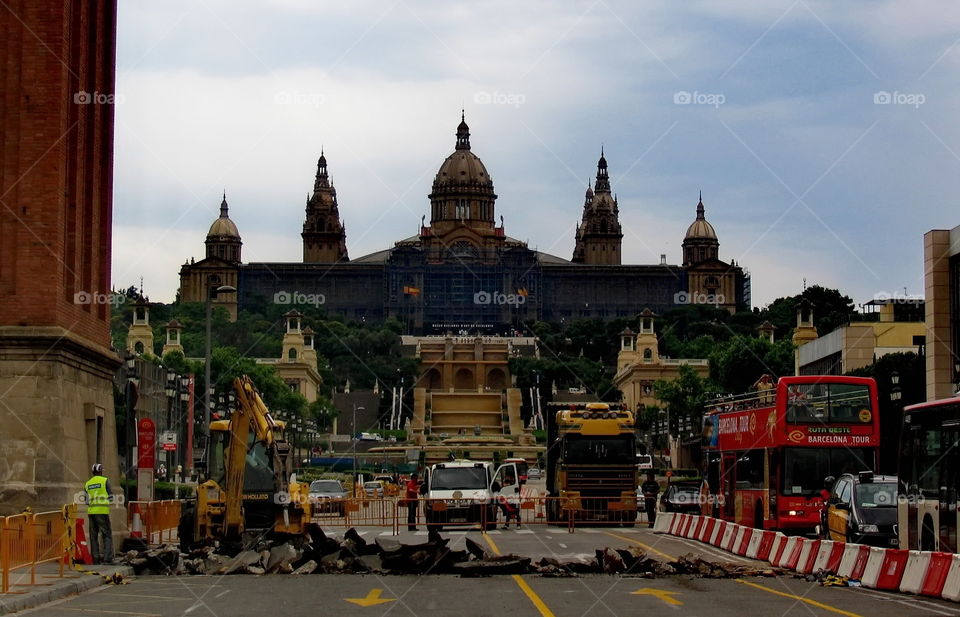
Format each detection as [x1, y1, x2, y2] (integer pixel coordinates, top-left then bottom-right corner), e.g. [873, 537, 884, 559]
[119, 529, 780, 579]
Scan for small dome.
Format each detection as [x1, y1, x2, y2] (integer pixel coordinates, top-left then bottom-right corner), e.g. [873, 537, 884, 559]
[684, 195, 717, 240]
[207, 194, 240, 239]
[208, 216, 240, 238]
[684, 218, 717, 240]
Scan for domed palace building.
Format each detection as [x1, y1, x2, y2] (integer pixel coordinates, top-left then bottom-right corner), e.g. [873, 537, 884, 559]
[178, 115, 749, 332]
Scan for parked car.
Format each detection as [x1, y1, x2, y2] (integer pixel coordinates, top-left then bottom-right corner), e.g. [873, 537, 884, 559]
[658, 481, 702, 514]
[363, 480, 385, 497]
[309, 479, 348, 515]
[823, 472, 898, 547]
[527, 467, 542, 480]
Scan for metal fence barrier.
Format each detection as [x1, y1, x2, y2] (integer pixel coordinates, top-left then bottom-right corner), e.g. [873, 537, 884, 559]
[128, 500, 182, 545]
[309, 496, 645, 534]
[1, 508, 71, 594]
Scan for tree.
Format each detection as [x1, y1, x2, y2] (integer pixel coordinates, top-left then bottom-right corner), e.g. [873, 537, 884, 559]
[654, 364, 712, 440]
[709, 335, 794, 393]
[764, 285, 857, 339]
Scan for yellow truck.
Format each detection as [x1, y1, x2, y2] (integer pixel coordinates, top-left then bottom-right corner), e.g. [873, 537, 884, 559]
[545, 402, 638, 526]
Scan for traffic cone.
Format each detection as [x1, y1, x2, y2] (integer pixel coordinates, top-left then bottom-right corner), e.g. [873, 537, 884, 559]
[74, 518, 93, 565]
[130, 503, 143, 539]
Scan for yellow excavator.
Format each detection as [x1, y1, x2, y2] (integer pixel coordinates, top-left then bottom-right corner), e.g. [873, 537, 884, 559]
[179, 376, 312, 548]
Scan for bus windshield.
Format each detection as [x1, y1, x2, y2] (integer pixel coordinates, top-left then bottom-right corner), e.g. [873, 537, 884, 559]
[786, 383, 872, 424]
[782, 447, 874, 496]
[563, 435, 634, 465]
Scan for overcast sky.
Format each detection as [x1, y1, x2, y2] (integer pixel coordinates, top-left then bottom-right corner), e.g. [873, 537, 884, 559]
[112, 0, 960, 308]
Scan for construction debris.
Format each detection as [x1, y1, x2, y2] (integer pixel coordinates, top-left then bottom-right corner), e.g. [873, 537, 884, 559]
[120, 530, 783, 579]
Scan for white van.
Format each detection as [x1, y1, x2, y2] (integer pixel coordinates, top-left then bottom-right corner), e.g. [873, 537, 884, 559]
[423, 460, 519, 530]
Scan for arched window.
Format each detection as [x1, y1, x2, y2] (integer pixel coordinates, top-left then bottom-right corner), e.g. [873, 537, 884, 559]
[643, 348, 653, 362]
[288, 348, 298, 362]
[134, 341, 144, 354]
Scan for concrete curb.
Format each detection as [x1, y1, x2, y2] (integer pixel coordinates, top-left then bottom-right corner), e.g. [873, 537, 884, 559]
[0, 565, 134, 615]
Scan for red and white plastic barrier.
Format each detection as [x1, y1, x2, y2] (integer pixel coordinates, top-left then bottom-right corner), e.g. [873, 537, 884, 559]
[657, 514, 960, 604]
[837, 543, 870, 580]
[652, 512, 674, 534]
[812, 540, 845, 574]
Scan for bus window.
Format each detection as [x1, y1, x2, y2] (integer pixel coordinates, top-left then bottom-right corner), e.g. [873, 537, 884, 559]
[786, 383, 871, 424]
[782, 447, 874, 496]
[735, 450, 765, 489]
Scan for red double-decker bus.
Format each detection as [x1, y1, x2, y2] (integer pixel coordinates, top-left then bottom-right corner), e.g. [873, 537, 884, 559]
[701, 375, 880, 532]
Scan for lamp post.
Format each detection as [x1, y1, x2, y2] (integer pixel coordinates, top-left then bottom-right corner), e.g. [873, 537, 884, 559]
[204, 282, 236, 464]
[353, 404, 364, 489]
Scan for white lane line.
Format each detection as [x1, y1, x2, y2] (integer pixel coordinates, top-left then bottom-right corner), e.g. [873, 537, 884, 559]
[516, 529, 534, 534]
[558, 543, 567, 549]
[580, 529, 600, 534]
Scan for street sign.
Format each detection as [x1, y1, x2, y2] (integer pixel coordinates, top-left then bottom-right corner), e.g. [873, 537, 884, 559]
[162, 443, 177, 451]
[160, 430, 177, 445]
[137, 418, 156, 469]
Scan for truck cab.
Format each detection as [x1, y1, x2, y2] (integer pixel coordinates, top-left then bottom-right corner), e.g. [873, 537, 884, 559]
[423, 460, 519, 530]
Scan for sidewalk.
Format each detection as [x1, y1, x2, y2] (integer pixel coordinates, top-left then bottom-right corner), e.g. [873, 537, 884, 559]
[0, 562, 134, 615]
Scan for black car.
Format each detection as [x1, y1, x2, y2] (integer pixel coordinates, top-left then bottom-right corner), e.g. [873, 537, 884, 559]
[658, 481, 702, 514]
[823, 472, 898, 547]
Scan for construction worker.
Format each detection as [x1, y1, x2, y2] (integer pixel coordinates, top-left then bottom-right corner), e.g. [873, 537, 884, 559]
[641, 471, 660, 527]
[405, 473, 421, 531]
[84, 463, 113, 565]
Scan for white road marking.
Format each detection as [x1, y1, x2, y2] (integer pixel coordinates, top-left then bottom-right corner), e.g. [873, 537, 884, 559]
[516, 529, 534, 534]
[558, 543, 567, 548]
[854, 587, 960, 615]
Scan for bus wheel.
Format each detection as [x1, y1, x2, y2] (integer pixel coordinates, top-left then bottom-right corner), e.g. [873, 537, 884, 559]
[921, 515, 937, 551]
[621, 510, 636, 528]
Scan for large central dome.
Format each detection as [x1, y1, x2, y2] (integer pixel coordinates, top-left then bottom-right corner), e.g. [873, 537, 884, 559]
[431, 114, 495, 195]
[427, 114, 498, 232]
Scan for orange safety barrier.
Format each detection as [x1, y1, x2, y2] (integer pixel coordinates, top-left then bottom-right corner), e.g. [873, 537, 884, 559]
[127, 500, 183, 545]
[1, 510, 72, 594]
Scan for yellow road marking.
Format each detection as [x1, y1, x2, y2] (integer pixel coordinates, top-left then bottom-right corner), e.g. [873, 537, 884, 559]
[631, 587, 683, 606]
[59, 609, 160, 616]
[344, 588, 396, 607]
[481, 533, 556, 617]
[735, 580, 864, 617]
[601, 531, 677, 561]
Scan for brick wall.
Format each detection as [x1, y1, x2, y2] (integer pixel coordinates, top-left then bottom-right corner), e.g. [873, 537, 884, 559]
[0, 0, 117, 348]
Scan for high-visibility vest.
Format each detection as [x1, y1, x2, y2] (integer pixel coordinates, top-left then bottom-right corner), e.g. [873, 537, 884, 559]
[85, 475, 110, 515]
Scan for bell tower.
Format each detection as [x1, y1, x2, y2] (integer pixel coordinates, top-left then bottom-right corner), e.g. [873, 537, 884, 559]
[572, 150, 623, 265]
[302, 151, 349, 263]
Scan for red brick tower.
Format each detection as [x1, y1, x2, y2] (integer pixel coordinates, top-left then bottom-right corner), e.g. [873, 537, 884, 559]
[0, 0, 122, 515]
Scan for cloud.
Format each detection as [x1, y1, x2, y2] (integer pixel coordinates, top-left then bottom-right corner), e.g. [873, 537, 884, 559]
[112, 1, 960, 311]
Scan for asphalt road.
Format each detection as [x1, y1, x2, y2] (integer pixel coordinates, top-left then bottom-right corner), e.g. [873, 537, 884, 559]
[17, 526, 960, 617]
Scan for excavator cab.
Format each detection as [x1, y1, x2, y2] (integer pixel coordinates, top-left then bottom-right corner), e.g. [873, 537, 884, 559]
[180, 377, 310, 549]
